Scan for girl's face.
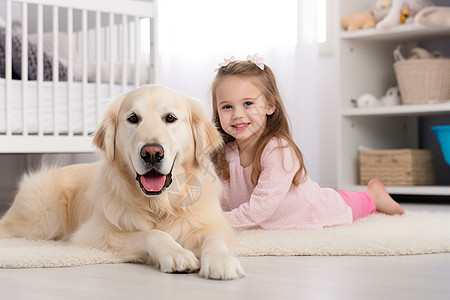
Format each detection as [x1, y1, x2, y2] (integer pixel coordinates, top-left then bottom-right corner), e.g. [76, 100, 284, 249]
[215, 76, 274, 145]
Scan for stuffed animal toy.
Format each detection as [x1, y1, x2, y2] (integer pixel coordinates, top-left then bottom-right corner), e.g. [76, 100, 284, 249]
[372, 0, 393, 22]
[376, 0, 433, 30]
[341, 13, 376, 32]
[394, 44, 444, 61]
[414, 6, 450, 27]
[352, 87, 402, 108]
[380, 87, 401, 106]
[352, 93, 379, 107]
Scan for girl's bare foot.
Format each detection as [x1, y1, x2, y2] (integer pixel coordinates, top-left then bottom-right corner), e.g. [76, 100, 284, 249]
[368, 179, 405, 215]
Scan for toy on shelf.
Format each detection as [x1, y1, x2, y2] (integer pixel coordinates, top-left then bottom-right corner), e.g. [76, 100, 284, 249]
[351, 93, 379, 107]
[340, 0, 390, 32]
[414, 6, 450, 27]
[372, 0, 393, 23]
[341, 0, 444, 32]
[351, 87, 401, 108]
[376, 0, 433, 30]
[393, 44, 445, 61]
[380, 86, 402, 106]
[341, 13, 376, 32]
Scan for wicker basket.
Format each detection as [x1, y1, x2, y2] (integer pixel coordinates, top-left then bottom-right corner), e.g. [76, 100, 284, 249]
[394, 59, 450, 105]
[359, 149, 435, 186]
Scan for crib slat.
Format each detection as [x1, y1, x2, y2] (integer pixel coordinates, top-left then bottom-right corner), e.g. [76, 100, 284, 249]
[122, 14, 128, 92]
[150, 16, 157, 84]
[109, 13, 114, 98]
[52, 6, 59, 136]
[134, 16, 140, 89]
[82, 9, 88, 136]
[37, 4, 43, 136]
[67, 8, 73, 136]
[96, 11, 101, 124]
[5, 0, 12, 136]
[21, 3, 29, 136]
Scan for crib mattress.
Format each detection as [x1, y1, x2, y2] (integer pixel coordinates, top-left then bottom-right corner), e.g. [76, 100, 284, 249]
[0, 79, 132, 135]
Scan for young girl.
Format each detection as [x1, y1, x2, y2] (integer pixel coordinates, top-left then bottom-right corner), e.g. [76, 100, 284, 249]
[211, 55, 404, 230]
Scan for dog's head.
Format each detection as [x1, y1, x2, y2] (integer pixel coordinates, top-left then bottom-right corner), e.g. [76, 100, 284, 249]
[93, 85, 222, 197]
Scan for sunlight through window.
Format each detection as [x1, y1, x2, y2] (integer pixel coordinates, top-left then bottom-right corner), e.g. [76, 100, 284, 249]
[317, 0, 327, 43]
[158, 0, 298, 55]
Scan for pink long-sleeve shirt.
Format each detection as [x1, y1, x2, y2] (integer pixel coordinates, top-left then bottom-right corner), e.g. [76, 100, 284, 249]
[220, 138, 352, 230]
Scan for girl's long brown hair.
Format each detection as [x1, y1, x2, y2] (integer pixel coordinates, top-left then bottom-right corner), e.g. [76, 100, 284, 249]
[211, 60, 307, 186]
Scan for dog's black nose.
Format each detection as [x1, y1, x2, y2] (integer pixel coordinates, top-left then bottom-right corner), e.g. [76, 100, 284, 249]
[141, 144, 164, 165]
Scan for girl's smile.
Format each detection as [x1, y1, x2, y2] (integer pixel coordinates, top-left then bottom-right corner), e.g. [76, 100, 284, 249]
[231, 122, 250, 131]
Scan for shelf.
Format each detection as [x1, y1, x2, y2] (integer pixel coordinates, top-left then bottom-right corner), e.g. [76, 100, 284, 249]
[341, 24, 450, 42]
[338, 0, 450, 197]
[342, 185, 450, 196]
[341, 101, 450, 117]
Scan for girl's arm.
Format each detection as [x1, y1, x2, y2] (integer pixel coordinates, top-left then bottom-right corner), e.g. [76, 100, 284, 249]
[226, 142, 299, 229]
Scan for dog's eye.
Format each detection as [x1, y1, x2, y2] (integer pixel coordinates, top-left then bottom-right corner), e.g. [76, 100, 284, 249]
[127, 113, 140, 124]
[165, 114, 177, 124]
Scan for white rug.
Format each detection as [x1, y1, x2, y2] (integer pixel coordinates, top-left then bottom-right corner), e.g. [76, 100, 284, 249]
[233, 211, 450, 256]
[0, 211, 449, 269]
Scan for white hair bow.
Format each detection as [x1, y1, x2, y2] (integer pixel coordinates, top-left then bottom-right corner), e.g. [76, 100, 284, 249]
[247, 53, 265, 70]
[215, 56, 235, 71]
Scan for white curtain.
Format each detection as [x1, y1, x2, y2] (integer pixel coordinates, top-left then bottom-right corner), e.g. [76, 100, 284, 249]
[157, 0, 323, 181]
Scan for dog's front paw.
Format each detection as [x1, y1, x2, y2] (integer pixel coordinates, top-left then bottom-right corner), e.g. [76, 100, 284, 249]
[159, 247, 200, 274]
[147, 230, 200, 273]
[199, 253, 245, 280]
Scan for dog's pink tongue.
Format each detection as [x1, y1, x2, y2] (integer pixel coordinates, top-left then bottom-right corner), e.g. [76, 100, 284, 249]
[141, 172, 166, 192]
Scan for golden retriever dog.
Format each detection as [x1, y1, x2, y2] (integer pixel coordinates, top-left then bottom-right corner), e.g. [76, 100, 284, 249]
[0, 85, 245, 280]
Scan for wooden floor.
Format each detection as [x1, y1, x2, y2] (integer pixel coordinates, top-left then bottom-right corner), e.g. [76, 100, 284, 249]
[0, 203, 449, 300]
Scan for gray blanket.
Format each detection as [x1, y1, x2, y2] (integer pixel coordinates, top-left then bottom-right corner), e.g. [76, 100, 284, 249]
[0, 26, 67, 81]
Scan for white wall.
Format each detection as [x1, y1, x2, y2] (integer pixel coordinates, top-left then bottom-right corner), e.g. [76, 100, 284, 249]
[311, 0, 339, 188]
[308, 55, 339, 187]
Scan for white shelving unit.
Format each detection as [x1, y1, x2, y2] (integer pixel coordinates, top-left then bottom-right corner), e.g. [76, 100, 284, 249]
[337, 0, 450, 196]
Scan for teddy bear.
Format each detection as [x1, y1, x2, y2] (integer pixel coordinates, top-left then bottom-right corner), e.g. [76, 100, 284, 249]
[341, 13, 376, 32]
[340, 0, 392, 32]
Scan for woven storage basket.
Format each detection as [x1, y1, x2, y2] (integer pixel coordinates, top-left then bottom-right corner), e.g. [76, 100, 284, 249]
[394, 59, 450, 105]
[359, 149, 435, 186]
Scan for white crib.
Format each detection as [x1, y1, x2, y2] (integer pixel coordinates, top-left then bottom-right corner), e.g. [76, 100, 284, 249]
[0, 0, 157, 153]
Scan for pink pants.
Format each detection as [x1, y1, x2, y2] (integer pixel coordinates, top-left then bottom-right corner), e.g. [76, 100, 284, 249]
[338, 190, 378, 221]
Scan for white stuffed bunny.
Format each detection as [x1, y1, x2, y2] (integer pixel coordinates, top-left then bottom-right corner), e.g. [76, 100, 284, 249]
[380, 87, 401, 106]
[414, 6, 450, 27]
[353, 87, 402, 108]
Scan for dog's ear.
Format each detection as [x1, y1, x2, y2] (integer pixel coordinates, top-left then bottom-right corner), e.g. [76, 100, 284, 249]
[93, 93, 127, 162]
[188, 98, 223, 167]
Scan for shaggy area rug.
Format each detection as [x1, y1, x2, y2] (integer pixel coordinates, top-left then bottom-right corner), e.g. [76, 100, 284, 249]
[0, 211, 449, 268]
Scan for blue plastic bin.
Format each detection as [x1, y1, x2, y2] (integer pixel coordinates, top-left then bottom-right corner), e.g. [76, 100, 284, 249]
[432, 125, 450, 167]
